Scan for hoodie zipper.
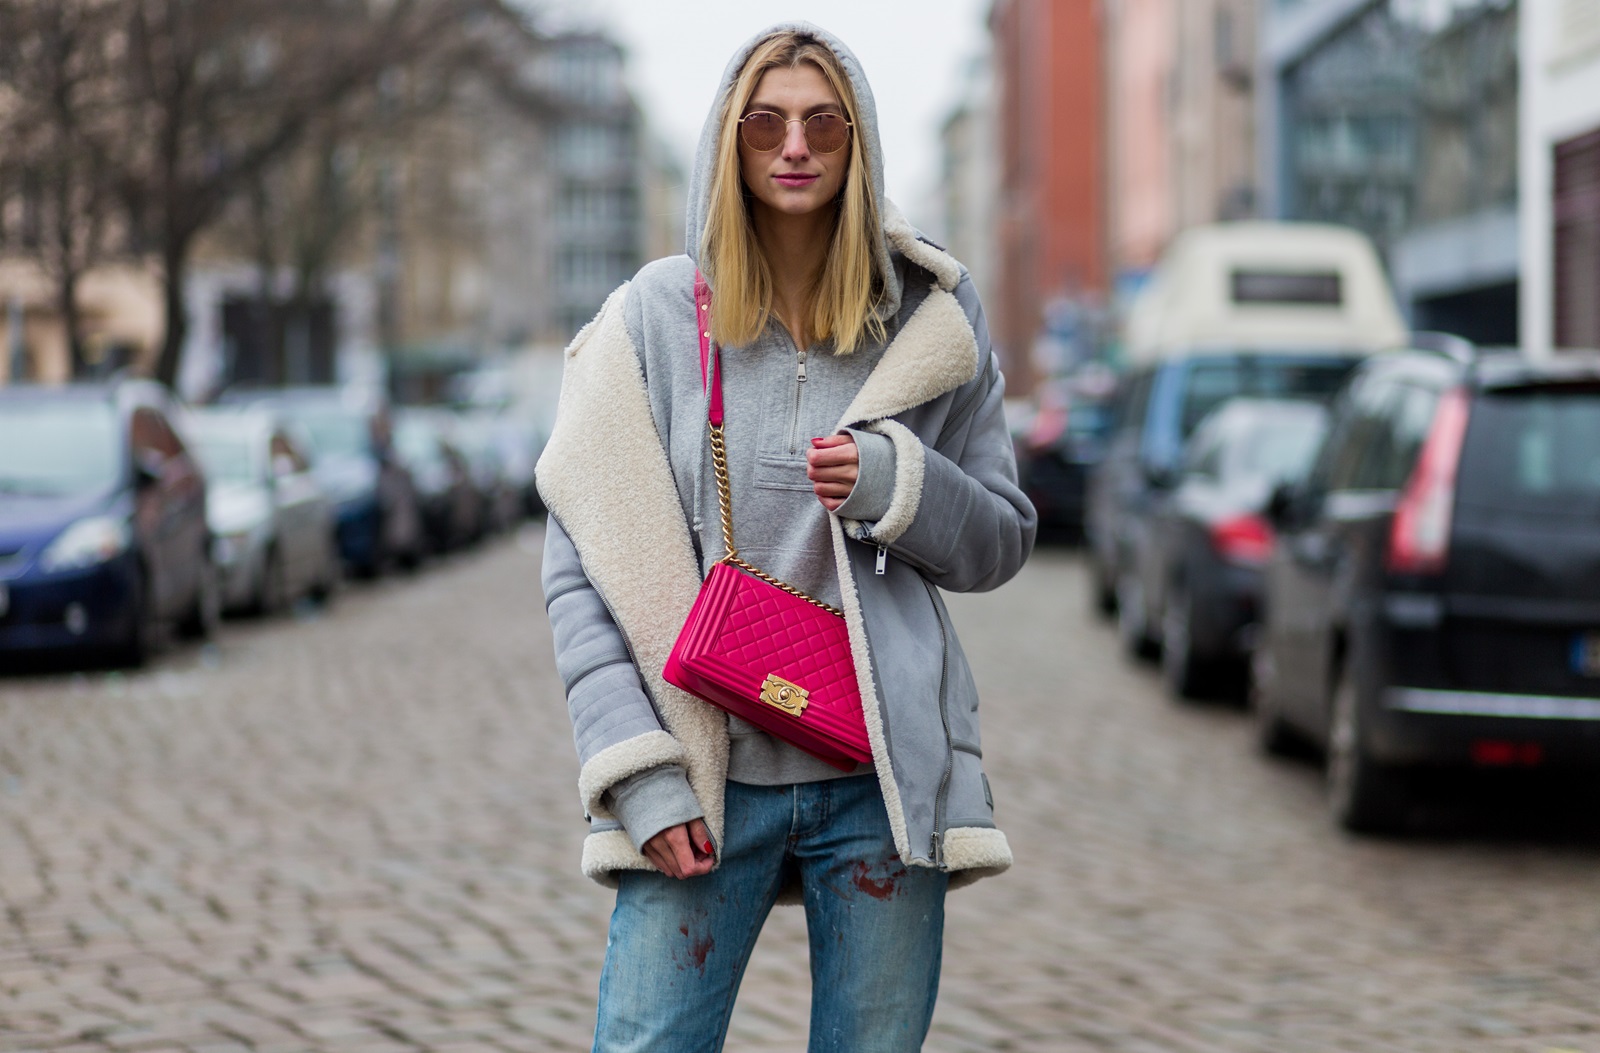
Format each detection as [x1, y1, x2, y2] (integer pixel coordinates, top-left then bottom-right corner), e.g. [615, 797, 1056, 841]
[784, 331, 808, 454]
[921, 576, 953, 868]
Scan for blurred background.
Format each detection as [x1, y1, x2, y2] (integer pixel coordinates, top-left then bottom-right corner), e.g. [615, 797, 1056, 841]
[1, 0, 1593, 398]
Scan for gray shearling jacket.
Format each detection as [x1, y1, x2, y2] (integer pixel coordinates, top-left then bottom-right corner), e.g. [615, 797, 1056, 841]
[536, 21, 1035, 892]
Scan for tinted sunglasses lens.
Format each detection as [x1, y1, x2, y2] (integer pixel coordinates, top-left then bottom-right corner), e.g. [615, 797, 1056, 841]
[740, 112, 785, 151]
[806, 114, 849, 153]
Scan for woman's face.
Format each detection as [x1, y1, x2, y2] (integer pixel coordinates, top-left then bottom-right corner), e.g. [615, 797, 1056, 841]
[738, 63, 851, 221]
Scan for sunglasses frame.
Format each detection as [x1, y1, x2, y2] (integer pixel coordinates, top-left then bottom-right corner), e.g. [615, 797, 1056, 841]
[737, 110, 854, 154]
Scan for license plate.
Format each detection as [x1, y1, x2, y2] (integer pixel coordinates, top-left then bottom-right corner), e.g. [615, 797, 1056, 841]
[1575, 632, 1600, 678]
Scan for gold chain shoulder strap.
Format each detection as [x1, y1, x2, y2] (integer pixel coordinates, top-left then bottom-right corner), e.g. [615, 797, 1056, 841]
[706, 411, 845, 619]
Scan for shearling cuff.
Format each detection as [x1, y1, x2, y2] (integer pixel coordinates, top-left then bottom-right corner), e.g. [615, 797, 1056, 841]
[833, 427, 898, 523]
[602, 764, 704, 854]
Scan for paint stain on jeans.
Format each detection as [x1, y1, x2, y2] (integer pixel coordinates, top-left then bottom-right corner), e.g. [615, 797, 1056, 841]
[850, 856, 908, 900]
[675, 910, 715, 973]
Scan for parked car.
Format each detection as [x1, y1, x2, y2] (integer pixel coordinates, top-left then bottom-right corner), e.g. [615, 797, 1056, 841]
[1130, 398, 1328, 698]
[393, 409, 479, 554]
[1086, 222, 1407, 624]
[449, 411, 521, 536]
[186, 410, 339, 614]
[1252, 347, 1600, 831]
[0, 381, 218, 665]
[221, 387, 423, 577]
[1016, 370, 1117, 540]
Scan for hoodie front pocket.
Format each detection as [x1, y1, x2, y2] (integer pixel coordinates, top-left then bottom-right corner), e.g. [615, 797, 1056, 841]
[753, 454, 817, 493]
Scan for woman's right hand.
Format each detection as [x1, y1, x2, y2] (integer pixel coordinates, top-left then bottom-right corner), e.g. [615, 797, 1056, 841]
[643, 818, 716, 879]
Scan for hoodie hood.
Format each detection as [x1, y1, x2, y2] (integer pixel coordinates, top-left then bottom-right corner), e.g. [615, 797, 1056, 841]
[685, 21, 904, 321]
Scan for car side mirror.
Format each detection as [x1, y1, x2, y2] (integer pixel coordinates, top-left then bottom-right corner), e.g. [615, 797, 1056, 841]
[1265, 481, 1298, 529]
[1143, 461, 1179, 491]
[134, 452, 164, 488]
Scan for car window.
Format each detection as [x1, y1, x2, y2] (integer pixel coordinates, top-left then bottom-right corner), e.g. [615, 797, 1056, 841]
[1226, 413, 1327, 484]
[132, 408, 183, 464]
[1179, 356, 1356, 439]
[193, 435, 259, 485]
[1457, 389, 1600, 515]
[1182, 420, 1225, 478]
[1361, 383, 1438, 491]
[0, 401, 120, 496]
[269, 432, 310, 476]
[1117, 370, 1153, 435]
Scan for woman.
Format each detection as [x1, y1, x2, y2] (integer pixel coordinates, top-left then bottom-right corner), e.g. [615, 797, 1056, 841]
[538, 23, 1035, 1053]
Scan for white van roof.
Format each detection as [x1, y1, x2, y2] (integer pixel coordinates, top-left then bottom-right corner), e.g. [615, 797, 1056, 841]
[1124, 222, 1408, 365]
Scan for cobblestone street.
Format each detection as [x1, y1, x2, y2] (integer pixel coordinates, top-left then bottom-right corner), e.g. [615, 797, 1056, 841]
[4, 529, 1600, 1053]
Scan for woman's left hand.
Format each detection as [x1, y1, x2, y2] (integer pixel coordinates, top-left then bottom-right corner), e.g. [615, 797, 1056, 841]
[807, 435, 858, 512]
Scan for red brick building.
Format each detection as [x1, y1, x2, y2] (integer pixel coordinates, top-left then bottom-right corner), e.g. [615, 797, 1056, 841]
[989, 0, 1107, 393]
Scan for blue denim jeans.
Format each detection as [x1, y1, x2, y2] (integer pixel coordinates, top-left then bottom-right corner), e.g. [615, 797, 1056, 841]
[592, 775, 948, 1053]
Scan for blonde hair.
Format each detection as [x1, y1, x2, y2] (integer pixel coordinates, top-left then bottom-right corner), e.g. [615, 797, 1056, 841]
[700, 30, 886, 354]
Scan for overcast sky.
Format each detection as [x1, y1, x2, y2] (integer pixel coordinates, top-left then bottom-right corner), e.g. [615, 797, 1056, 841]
[535, 0, 992, 232]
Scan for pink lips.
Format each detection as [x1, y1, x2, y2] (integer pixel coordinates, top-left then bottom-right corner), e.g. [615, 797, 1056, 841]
[774, 173, 819, 188]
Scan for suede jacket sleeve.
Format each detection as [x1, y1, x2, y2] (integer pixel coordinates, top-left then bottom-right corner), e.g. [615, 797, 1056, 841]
[849, 274, 1037, 593]
[541, 517, 703, 850]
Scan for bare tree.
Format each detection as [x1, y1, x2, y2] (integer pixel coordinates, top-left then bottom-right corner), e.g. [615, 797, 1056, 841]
[83, 0, 527, 385]
[0, 0, 124, 376]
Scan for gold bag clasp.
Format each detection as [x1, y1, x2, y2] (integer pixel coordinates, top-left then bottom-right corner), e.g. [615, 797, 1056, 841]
[760, 674, 809, 717]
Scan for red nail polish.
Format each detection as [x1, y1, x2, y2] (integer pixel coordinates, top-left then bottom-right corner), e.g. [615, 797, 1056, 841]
[702, 840, 715, 856]
[811, 437, 825, 447]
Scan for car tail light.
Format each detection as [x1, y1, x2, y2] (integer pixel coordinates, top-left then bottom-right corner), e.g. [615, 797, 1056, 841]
[1388, 387, 1471, 574]
[1210, 514, 1275, 566]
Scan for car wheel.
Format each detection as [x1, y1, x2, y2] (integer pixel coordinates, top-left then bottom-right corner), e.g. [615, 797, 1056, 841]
[1089, 549, 1117, 618]
[1326, 663, 1408, 833]
[112, 565, 154, 668]
[308, 539, 339, 606]
[178, 549, 222, 640]
[1116, 568, 1158, 661]
[1250, 647, 1303, 757]
[254, 546, 289, 616]
[1161, 581, 1211, 700]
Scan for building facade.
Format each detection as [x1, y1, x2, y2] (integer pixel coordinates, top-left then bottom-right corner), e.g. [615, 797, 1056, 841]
[1258, 0, 1520, 344]
[1106, 0, 1257, 297]
[1520, 0, 1600, 354]
[988, 0, 1107, 392]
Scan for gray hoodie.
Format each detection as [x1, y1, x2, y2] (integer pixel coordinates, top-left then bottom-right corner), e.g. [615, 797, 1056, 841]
[538, 22, 1035, 892]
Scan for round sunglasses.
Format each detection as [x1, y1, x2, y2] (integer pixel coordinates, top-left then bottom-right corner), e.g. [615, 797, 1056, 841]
[738, 111, 852, 154]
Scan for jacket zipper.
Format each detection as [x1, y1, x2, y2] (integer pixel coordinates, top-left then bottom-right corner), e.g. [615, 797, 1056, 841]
[921, 576, 953, 868]
[785, 331, 807, 454]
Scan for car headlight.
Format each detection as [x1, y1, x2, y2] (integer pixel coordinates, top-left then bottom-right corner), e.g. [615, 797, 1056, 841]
[40, 516, 132, 573]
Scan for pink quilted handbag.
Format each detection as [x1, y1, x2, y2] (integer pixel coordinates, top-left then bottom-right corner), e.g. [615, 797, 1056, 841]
[661, 274, 872, 771]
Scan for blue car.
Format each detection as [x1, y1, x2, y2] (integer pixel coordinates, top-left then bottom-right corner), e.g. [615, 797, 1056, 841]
[0, 381, 219, 666]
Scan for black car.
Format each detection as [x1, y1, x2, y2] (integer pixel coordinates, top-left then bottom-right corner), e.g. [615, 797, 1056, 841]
[221, 387, 423, 577]
[393, 409, 479, 554]
[1085, 352, 1359, 619]
[1252, 348, 1600, 831]
[0, 381, 218, 666]
[1131, 398, 1327, 699]
[1017, 381, 1116, 540]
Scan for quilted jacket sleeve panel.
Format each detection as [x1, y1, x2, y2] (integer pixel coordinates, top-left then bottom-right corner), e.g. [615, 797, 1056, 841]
[868, 275, 1037, 593]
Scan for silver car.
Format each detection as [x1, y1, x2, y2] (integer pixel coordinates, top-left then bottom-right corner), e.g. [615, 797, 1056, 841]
[186, 410, 339, 615]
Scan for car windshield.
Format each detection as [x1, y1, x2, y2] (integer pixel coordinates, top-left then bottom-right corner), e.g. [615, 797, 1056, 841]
[283, 406, 370, 459]
[1457, 389, 1600, 516]
[0, 401, 121, 496]
[1181, 357, 1355, 439]
[1227, 416, 1326, 483]
[394, 421, 442, 467]
[192, 435, 259, 485]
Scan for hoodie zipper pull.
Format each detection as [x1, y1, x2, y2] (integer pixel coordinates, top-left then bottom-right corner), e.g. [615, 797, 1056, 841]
[875, 545, 888, 576]
[797, 348, 807, 382]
